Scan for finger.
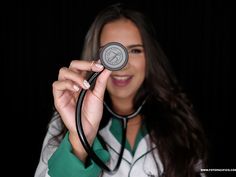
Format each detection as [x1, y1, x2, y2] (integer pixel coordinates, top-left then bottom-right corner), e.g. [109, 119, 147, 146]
[52, 80, 80, 99]
[58, 67, 91, 90]
[92, 69, 112, 100]
[69, 60, 104, 73]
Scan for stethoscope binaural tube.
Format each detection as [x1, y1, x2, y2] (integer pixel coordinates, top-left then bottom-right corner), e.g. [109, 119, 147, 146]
[75, 42, 145, 173]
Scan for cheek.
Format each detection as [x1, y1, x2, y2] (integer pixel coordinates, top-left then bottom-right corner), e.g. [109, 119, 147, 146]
[133, 58, 146, 77]
[106, 77, 114, 91]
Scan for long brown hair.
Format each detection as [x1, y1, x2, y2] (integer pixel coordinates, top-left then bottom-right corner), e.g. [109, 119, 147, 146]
[52, 3, 208, 177]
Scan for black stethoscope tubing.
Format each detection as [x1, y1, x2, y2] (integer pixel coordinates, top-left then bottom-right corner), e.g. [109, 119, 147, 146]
[75, 71, 128, 173]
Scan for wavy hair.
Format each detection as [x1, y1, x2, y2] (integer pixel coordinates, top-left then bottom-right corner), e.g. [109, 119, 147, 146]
[52, 3, 208, 177]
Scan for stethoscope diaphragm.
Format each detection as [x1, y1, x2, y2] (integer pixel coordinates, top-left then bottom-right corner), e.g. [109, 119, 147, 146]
[100, 42, 128, 71]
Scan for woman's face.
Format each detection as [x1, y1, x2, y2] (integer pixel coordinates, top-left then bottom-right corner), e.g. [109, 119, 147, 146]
[100, 19, 146, 103]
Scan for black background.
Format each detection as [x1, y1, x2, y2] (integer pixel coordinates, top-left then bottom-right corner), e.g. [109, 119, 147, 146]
[2, 0, 234, 176]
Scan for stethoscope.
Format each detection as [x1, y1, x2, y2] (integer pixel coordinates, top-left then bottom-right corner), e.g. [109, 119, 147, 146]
[75, 42, 147, 174]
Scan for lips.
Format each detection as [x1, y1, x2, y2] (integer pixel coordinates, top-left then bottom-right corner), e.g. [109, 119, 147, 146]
[110, 75, 133, 87]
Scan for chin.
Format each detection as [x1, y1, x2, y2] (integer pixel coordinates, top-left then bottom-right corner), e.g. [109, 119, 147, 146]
[110, 90, 135, 100]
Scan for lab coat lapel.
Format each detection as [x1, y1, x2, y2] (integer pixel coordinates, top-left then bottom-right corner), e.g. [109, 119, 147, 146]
[131, 134, 163, 176]
[132, 134, 153, 162]
[99, 120, 133, 163]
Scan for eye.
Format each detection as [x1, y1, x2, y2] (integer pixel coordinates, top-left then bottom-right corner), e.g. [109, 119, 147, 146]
[129, 48, 143, 54]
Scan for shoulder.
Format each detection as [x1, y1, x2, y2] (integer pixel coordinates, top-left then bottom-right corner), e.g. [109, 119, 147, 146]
[47, 111, 64, 136]
[34, 112, 64, 177]
[41, 112, 64, 161]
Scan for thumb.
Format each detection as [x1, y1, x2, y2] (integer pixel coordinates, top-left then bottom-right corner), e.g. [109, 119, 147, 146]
[92, 69, 111, 100]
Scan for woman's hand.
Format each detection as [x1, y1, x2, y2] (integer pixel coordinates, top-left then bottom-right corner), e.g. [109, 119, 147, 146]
[52, 60, 111, 161]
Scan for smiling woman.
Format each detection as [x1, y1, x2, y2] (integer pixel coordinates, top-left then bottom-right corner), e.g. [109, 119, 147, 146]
[34, 3, 208, 177]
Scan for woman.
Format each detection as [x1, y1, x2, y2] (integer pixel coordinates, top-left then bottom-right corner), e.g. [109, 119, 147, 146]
[35, 3, 207, 177]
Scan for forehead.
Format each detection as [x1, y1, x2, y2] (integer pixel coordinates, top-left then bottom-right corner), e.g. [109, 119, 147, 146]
[100, 19, 143, 46]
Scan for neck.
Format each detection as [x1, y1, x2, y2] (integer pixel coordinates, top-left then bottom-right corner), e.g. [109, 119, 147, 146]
[111, 97, 133, 115]
[127, 114, 143, 126]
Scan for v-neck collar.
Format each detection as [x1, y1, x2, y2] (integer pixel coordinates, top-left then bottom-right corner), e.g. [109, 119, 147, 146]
[99, 118, 155, 164]
[109, 118, 147, 156]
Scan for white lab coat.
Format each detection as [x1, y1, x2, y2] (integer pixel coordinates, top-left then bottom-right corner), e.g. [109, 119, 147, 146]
[34, 113, 204, 177]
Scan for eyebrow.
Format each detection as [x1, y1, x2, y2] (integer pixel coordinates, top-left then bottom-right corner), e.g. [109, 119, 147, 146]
[126, 44, 144, 50]
[100, 44, 144, 49]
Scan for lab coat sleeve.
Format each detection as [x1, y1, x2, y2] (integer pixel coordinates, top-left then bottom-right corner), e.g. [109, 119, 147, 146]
[48, 132, 110, 177]
[34, 112, 110, 177]
[194, 160, 207, 177]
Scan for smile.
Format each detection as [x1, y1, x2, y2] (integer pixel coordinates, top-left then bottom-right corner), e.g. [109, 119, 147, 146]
[111, 75, 133, 87]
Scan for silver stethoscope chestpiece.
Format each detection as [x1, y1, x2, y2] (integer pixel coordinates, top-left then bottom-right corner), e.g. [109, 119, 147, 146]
[100, 42, 128, 71]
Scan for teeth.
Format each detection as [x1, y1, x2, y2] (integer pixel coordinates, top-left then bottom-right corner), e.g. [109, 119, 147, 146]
[113, 76, 130, 81]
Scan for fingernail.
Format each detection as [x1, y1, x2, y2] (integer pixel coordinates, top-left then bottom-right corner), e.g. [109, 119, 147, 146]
[73, 85, 80, 91]
[83, 80, 90, 89]
[95, 63, 104, 69]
